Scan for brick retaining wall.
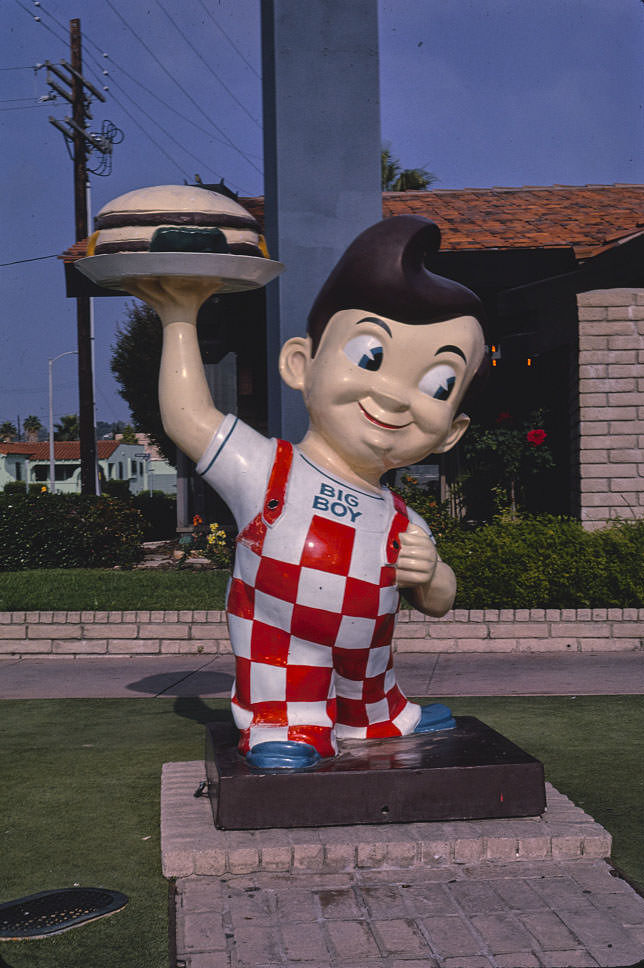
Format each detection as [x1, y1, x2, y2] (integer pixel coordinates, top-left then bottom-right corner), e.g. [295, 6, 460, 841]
[1, 607, 642, 656]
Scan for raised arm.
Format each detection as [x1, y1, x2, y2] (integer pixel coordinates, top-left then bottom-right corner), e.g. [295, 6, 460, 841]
[124, 275, 224, 463]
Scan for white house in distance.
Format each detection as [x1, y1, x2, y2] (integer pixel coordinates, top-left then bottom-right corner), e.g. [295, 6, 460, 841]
[0, 436, 176, 495]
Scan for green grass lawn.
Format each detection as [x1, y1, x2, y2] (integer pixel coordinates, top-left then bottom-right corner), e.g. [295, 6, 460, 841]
[1, 696, 642, 967]
[0, 569, 229, 611]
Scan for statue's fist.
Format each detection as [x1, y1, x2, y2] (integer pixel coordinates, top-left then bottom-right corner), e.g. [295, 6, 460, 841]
[395, 523, 438, 589]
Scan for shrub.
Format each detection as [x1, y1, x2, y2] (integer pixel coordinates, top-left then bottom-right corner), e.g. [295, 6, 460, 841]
[3, 481, 27, 497]
[392, 476, 459, 540]
[439, 515, 644, 608]
[0, 492, 145, 570]
[101, 479, 131, 499]
[132, 490, 177, 540]
[594, 519, 644, 606]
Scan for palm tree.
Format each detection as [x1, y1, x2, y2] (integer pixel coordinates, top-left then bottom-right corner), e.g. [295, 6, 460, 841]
[0, 421, 17, 442]
[54, 414, 80, 441]
[381, 144, 437, 192]
[23, 415, 43, 442]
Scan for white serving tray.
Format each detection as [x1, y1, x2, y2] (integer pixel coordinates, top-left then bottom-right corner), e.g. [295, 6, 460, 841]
[75, 252, 284, 294]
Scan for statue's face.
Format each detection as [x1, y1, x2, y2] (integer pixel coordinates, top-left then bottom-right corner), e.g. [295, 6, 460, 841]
[300, 309, 485, 476]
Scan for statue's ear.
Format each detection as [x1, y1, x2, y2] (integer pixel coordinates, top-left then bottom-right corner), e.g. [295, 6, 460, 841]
[279, 336, 313, 391]
[433, 413, 471, 454]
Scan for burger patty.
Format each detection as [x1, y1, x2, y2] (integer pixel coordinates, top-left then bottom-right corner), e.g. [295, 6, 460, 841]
[94, 238, 264, 257]
[94, 210, 261, 232]
[93, 219, 264, 258]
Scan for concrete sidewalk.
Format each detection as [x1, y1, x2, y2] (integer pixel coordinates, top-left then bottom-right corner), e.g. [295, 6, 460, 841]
[1, 650, 644, 699]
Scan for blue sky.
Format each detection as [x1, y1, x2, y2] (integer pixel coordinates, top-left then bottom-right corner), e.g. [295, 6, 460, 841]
[1, 0, 642, 431]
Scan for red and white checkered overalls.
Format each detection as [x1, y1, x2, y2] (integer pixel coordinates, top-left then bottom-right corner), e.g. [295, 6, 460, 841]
[198, 417, 423, 757]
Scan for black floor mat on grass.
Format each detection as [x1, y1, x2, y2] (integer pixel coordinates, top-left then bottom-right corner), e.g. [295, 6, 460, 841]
[0, 887, 128, 939]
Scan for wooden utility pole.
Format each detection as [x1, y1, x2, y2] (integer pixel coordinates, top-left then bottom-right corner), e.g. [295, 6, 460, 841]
[48, 20, 107, 493]
[70, 18, 97, 495]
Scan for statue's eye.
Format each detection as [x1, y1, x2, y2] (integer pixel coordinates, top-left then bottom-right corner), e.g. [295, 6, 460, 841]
[418, 364, 457, 401]
[343, 334, 384, 371]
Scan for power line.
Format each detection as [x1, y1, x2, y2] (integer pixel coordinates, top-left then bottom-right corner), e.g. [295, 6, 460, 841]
[97, 83, 190, 182]
[105, 84, 208, 183]
[36, 14, 252, 193]
[96, 70, 252, 193]
[77, 40, 254, 190]
[13, 0, 68, 48]
[14, 0, 261, 189]
[0, 102, 48, 111]
[30, 5, 188, 182]
[0, 255, 58, 267]
[195, 0, 261, 80]
[155, 0, 261, 129]
[103, 0, 262, 175]
[94, 48, 262, 162]
[29, 2, 109, 94]
[35, 0, 263, 179]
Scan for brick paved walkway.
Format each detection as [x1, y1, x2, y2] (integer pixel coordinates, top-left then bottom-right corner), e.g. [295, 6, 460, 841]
[173, 860, 644, 968]
[163, 763, 644, 968]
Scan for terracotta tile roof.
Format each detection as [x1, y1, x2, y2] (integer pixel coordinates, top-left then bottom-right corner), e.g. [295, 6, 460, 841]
[236, 185, 644, 261]
[380, 185, 644, 260]
[60, 239, 88, 264]
[60, 184, 643, 264]
[0, 441, 120, 459]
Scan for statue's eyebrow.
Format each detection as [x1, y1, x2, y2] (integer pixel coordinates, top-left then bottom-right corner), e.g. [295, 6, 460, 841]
[356, 316, 392, 338]
[436, 344, 467, 362]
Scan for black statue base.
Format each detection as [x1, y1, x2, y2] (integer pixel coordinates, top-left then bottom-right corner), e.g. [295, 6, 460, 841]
[205, 717, 546, 830]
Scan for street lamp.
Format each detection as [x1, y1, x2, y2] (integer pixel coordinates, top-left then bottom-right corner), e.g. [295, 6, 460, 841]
[49, 350, 78, 493]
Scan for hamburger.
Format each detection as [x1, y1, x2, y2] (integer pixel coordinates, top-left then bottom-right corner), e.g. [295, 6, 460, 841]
[87, 184, 268, 259]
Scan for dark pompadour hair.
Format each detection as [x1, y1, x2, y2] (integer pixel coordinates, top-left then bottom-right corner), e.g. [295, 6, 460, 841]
[307, 215, 486, 351]
[306, 215, 489, 413]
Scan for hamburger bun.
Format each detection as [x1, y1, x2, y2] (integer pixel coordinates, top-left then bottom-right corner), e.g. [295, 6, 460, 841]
[88, 185, 267, 258]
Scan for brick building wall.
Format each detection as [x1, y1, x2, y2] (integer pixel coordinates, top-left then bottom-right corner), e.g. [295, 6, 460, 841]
[577, 288, 644, 530]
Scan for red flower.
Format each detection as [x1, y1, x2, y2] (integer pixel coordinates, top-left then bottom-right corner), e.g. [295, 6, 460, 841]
[496, 411, 512, 425]
[193, 514, 203, 526]
[526, 429, 547, 447]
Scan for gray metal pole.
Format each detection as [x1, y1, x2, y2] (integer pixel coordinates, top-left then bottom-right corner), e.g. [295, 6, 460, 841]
[261, 0, 382, 441]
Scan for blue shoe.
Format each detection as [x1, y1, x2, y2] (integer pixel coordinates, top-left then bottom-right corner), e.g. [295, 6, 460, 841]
[246, 741, 321, 771]
[414, 703, 456, 733]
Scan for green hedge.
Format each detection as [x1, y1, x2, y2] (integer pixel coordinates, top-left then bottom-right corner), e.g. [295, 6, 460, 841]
[100, 486, 177, 540]
[0, 493, 145, 570]
[441, 516, 644, 609]
[131, 491, 177, 540]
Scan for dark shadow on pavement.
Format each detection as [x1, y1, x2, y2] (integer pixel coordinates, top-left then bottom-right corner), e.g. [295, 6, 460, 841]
[173, 696, 233, 726]
[126, 670, 234, 697]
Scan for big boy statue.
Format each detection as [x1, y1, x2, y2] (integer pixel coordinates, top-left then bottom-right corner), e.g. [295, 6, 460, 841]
[126, 213, 487, 771]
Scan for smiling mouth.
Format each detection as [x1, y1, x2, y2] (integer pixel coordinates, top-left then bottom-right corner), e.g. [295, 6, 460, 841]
[358, 402, 412, 430]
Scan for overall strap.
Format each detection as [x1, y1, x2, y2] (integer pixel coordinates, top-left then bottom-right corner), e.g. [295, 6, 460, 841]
[263, 439, 293, 525]
[385, 489, 409, 565]
[235, 439, 293, 554]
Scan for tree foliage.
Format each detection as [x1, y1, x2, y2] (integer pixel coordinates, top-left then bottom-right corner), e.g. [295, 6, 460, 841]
[381, 144, 437, 192]
[23, 415, 43, 441]
[111, 303, 176, 464]
[119, 424, 138, 444]
[0, 421, 17, 442]
[54, 413, 80, 441]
